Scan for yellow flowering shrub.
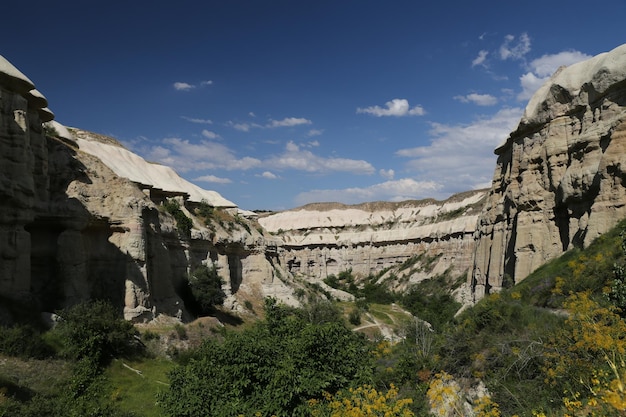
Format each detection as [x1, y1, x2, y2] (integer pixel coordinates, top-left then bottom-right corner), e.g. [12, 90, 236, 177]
[544, 291, 626, 415]
[307, 384, 414, 417]
[427, 371, 504, 417]
[426, 371, 463, 416]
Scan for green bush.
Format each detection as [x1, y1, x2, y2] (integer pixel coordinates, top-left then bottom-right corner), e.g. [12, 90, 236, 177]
[163, 199, 193, 238]
[50, 300, 140, 366]
[195, 199, 214, 221]
[0, 324, 53, 359]
[348, 308, 361, 325]
[188, 264, 226, 315]
[158, 298, 373, 416]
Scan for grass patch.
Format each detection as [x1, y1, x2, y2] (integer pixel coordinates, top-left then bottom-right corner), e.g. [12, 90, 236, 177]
[106, 357, 174, 417]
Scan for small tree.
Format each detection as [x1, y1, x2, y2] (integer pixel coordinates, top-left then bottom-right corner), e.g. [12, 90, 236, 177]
[189, 264, 226, 315]
[51, 300, 139, 366]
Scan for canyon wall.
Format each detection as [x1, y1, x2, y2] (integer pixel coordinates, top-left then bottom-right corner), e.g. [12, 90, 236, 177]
[471, 44, 626, 299]
[0, 56, 296, 323]
[259, 191, 486, 295]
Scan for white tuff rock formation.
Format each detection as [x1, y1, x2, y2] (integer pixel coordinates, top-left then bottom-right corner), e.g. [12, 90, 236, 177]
[471, 43, 626, 299]
[0, 55, 296, 322]
[259, 191, 486, 294]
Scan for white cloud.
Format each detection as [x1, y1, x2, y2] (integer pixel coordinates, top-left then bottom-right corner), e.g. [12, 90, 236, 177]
[307, 129, 323, 137]
[194, 174, 232, 184]
[267, 141, 375, 174]
[201, 130, 220, 139]
[227, 117, 311, 131]
[182, 116, 213, 124]
[472, 50, 488, 67]
[396, 107, 523, 196]
[454, 93, 498, 106]
[302, 140, 319, 148]
[357, 98, 425, 117]
[499, 33, 531, 60]
[138, 136, 373, 179]
[173, 82, 195, 91]
[259, 171, 278, 179]
[227, 121, 263, 132]
[268, 117, 312, 128]
[295, 178, 441, 206]
[144, 138, 261, 172]
[517, 50, 592, 100]
[379, 168, 395, 180]
[174, 80, 213, 91]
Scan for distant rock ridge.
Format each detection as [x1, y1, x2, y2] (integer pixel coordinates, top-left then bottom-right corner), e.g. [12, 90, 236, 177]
[259, 191, 486, 297]
[4, 41, 626, 321]
[471, 43, 626, 299]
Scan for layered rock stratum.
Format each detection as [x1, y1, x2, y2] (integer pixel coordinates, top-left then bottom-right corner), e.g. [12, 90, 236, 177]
[3, 42, 626, 322]
[0, 56, 296, 322]
[259, 191, 486, 299]
[471, 43, 626, 298]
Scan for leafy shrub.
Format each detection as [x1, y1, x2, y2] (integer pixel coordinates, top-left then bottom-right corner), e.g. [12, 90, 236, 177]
[158, 297, 373, 416]
[50, 300, 140, 366]
[188, 264, 226, 315]
[323, 274, 340, 289]
[348, 308, 361, 325]
[163, 198, 193, 238]
[400, 271, 461, 330]
[0, 324, 53, 359]
[607, 229, 626, 314]
[195, 199, 214, 221]
[301, 299, 342, 324]
[326, 269, 396, 304]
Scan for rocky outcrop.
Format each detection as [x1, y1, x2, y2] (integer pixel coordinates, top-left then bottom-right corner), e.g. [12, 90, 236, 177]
[0, 56, 296, 323]
[0, 55, 48, 302]
[471, 44, 626, 299]
[259, 191, 486, 294]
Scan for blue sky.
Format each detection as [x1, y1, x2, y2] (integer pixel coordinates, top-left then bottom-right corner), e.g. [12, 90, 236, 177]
[2, 1, 625, 210]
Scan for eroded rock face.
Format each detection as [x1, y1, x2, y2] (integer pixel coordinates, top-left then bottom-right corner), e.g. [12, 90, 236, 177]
[0, 57, 43, 301]
[471, 44, 626, 299]
[259, 191, 486, 294]
[0, 56, 297, 322]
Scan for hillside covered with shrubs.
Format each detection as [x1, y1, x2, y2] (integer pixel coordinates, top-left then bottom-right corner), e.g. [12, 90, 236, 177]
[2, 219, 626, 416]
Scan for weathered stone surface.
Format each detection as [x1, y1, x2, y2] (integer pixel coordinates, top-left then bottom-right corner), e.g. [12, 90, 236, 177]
[471, 44, 626, 299]
[0, 56, 296, 322]
[259, 191, 486, 293]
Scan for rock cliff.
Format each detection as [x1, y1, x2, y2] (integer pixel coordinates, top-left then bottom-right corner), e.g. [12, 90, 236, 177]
[471, 44, 626, 299]
[259, 190, 486, 298]
[0, 56, 296, 323]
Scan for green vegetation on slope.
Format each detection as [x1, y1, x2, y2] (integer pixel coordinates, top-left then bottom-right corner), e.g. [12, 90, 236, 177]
[3, 219, 626, 416]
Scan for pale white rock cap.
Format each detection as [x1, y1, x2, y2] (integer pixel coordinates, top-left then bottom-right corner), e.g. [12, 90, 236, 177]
[522, 43, 626, 126]
[76, 137, 238, 208]
[44, 120, 76, 142]
[38, 107, 54, 123]
[25, 88, 48, 109]
[0, 55, 36, 94]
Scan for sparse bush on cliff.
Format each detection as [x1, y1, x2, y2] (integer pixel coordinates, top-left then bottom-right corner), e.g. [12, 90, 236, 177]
[163, 198, 193, 238]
